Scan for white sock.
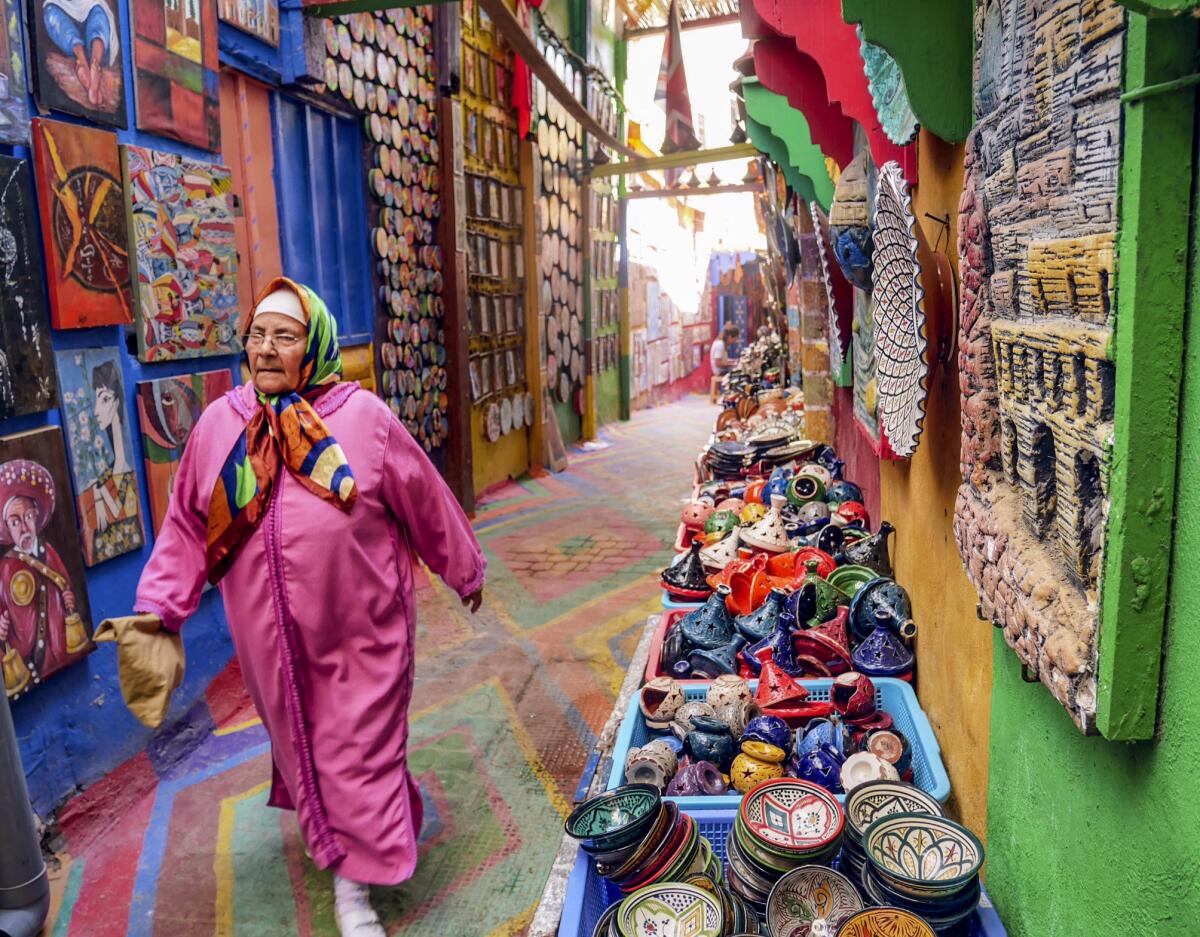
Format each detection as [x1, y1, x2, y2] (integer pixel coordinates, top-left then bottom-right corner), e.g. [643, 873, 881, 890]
[333, 874, 386, 937]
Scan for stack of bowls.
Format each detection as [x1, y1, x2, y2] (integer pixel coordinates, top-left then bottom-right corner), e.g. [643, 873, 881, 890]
[860, 813, 984, 934]
[564, 786, 719, 895]
[724, 778, 845, 912]
[682, 870, 762, 935]
[615, 882, 725, 937]
[841, 780, 945, 885]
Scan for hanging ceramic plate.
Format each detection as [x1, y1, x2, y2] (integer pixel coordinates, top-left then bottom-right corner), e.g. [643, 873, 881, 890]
[558, 371, 570, 402]
[536, 80, 547, 116]
[870, 160, 932, 459]
[500, 396, 513, 435]
[524, 392, 535, 425]
[549, 195, 560, 232]
[537, 120, 549, 158]
[546, 352, 557, 375]
[485, 402, 501, 442]
[512, 395, 525, 430]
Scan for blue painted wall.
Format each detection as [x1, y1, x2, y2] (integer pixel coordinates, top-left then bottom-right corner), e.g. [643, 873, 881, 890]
[0, 1, 311, 818]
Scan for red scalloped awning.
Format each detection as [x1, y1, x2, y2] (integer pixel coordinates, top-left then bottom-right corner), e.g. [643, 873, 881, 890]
[751, 0, 917, 183]
[753, 37, 854, 170]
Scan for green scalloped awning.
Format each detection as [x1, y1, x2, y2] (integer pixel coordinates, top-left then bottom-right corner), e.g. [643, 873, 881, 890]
[744, 113, 817, 204]
[841, 0, 973, 143]
[742, 78, 835, 209]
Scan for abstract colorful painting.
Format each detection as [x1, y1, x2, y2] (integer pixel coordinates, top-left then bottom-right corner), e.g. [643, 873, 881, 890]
[136, 369, 232, 534]
[131, 0, 220, 151]
[0, 156, 58, 420]
[0, 0, 30, 143]
[0, 427, 94, 701]
[218, 0, 277, 46]
[124, 146, 240, 362]
[55, 348, 145, 565]
[26, 0, 127, 127]
[31, 118, 134, 328]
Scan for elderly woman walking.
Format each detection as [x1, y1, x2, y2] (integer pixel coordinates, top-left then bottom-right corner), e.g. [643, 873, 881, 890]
[100, 278, 485, 937]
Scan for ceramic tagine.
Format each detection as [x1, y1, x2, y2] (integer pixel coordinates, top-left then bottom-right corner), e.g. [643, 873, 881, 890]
[788, 559, 851, 628]
[839, 521, 895, 576]
[679, 585, 736, 650]
[848, 577, 913, 641]
[734, 587, 790, 642]
[740, 495, 793, 553]
[661, 540, 713, 601]
[851, 609, 916, 677]
[699, 528, 742, 571]
[688, 635, 746, 678]
[680, 499, 715, 531]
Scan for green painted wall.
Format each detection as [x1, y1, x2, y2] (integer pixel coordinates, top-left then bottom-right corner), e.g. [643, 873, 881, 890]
[597, 367, 621, 426]
[985, 96, 1200, 935]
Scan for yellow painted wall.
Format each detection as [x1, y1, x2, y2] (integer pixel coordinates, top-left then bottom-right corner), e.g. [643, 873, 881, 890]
[471, 408, 530, 495]
[877, 132, 992, 838]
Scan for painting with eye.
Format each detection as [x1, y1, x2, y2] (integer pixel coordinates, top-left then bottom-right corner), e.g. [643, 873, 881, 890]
[26, 0, 127, 127]
[123, 145, 240, 362]
[55, 347, 145, 565]
[0, 426, 94, 701]
[136, 369, 232, 534]
[0, 156, 58, 420]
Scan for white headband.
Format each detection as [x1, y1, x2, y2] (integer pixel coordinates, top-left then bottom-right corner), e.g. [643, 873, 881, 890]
[253, 288, 306, 326]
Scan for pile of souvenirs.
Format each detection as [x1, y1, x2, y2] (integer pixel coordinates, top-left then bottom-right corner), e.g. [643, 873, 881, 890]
[629, 671, 915, 798]
[565, 776, 985, 936]
[715, 332, 787, 404]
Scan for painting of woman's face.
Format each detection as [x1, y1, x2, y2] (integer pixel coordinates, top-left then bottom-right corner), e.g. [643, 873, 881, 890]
[93, 385, 117, 431]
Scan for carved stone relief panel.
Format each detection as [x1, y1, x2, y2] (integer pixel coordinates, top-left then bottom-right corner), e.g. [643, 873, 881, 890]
[953, 0, 1125, 732]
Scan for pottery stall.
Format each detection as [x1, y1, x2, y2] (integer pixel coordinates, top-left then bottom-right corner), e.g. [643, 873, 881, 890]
[549, 376, 1000, 937]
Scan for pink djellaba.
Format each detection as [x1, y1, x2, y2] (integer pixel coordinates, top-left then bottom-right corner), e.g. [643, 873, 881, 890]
[134, 380, 486, 884]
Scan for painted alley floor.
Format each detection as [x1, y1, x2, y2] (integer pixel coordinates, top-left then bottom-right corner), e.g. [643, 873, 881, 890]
[44, 395, 714, 937]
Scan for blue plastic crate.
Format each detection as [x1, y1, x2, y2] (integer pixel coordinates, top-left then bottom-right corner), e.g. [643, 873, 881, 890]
[557, 809, 1005, 937]
[662, 590, 704, 610]
[607, 678, 950, 812]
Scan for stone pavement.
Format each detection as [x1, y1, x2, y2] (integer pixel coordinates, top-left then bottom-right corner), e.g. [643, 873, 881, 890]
[43, 396, 714, 937]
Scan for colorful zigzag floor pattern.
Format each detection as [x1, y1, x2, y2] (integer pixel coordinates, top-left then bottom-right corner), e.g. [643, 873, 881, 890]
[45, 396, 713, 937]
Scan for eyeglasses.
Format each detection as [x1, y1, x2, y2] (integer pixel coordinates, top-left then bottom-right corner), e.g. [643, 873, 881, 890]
[246, 331, 304, 350]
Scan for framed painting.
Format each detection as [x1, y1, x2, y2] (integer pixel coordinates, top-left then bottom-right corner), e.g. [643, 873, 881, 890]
[0, 426, 95, 701]
[136, 369, 232, 535]
[25, 0, 126, 127]
[217, 0, 277, 47]
[55, 348, 145, 565]
[0, 156, 58, 420]
[0, 0, 30, 143]
[31, 118, 134, 328]
[123, 145, 241, 361]
[131, 0, 220, 151]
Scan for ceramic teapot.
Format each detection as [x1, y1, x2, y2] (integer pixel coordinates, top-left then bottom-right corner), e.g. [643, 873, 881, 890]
[735, 587, 790, 642]
[839, 521, 894, 576]
[851, 609, 915, 677]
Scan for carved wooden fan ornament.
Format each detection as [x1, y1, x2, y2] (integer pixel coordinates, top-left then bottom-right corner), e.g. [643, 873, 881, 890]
[869, 161, 953, 458]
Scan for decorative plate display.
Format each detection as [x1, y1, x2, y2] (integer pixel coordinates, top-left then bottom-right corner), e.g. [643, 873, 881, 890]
[858, 28, 918, 146]
[870, 160, 929, 459]
[617, 882, 724, 937]
[484, 402, 501, 442]
[834, 907, 936, 937]
[740, 779, 844, 851]
[862, 813, 984, 891]
[499, 396, 513, 435]
[766, 866, 863, 937]
[511, 395, 525, 430]
[811, 203, 851, 375]
[845, 781, 944, 839]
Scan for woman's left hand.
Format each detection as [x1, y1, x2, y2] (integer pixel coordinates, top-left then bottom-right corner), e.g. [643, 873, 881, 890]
[461, 588, 483, 614]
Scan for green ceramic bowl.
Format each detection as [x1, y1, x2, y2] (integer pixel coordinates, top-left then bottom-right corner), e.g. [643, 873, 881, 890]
[564, 784, 662, 854]
[862, 812, 984, 899]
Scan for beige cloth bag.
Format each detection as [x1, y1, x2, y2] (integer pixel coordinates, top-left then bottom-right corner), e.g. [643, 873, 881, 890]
[94, 614, 185, 729]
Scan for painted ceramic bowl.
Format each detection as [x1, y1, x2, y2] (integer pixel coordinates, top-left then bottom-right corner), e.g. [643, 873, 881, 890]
[564, 784, 661, 853]
[766, 866, 863, 937]
[739, 778, 844, 855]
[616, 882, 724, 937]
[592, 899, 621, 937]
[840, 752, 899, 791]
[844, 781, 944, 841]
[862, 813, 984, 898]
[833, 907, 935, 937]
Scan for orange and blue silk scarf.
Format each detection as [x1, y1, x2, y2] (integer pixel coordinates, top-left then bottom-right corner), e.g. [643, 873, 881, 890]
[205, 279, 357, 584]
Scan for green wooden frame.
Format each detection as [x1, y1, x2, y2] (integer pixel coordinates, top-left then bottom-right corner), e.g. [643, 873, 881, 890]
[840, 0, 974, 143]
[1097, 12, 1199, 739]
[742, 78, 835, 209]
[744, 113, 816, 204]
